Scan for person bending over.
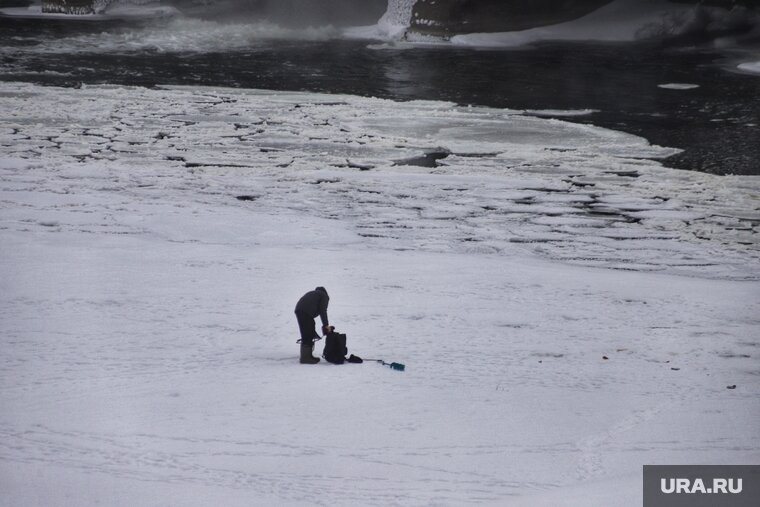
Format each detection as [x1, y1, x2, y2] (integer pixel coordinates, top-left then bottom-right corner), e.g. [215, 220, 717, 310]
[294, 286, 333, 364]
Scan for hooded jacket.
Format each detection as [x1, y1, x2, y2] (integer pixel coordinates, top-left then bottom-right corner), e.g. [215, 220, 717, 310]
[294, 287, 329, 327]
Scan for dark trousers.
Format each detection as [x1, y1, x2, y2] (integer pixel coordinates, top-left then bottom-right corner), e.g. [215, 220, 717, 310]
[295, 310, 318, 345]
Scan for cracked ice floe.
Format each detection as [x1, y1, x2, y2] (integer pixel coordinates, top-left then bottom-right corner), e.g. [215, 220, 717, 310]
[0, 82, 758, 279]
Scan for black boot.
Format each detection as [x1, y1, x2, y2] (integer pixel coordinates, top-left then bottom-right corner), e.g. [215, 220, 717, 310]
[300, 341, 320, 364]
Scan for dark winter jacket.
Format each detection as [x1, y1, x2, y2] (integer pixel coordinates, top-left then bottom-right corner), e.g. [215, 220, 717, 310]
[294, 287, 330, 327]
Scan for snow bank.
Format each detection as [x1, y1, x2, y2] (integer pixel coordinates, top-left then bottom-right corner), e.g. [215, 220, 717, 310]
[1, 82, 759, 506]
[451, 0, 758, 48]
[345, 0, 760, 48]
[0, 2, 179, 20]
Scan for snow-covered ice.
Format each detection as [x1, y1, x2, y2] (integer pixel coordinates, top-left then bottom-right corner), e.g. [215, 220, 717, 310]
[1, 82, 759, 506]
[738, 60, 760, 76]
[657, 83, 700, 90]
[523, 109, 599, 118]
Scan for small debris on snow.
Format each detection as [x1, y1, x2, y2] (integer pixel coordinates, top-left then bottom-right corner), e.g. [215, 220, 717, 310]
[658, 83, 700, 90]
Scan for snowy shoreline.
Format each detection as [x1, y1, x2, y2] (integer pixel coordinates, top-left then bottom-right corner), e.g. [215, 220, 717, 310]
[1, 82, 759, 506]
[0, 3, 179, 20]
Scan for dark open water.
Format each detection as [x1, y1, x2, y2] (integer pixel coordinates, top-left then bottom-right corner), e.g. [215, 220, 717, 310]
[1, 17, 759, 175]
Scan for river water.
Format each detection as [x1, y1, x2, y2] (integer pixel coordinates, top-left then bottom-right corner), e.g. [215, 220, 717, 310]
[1, 15, 759, 175]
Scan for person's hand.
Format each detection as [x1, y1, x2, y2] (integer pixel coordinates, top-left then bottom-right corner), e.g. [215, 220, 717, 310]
[322, 325, 335, 335]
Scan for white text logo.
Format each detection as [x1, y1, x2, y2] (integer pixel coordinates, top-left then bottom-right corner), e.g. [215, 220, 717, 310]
[661, 478, 743, 495]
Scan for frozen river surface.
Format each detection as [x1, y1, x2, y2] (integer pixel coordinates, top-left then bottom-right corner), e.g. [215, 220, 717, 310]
[1, 14, 760, 175]
[1, 82, 759, 506]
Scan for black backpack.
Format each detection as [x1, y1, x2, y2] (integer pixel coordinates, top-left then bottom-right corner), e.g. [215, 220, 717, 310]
[322, 331, 348, 364]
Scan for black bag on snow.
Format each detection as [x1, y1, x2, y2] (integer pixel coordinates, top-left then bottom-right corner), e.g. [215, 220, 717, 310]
[322, 331, 348, 364]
